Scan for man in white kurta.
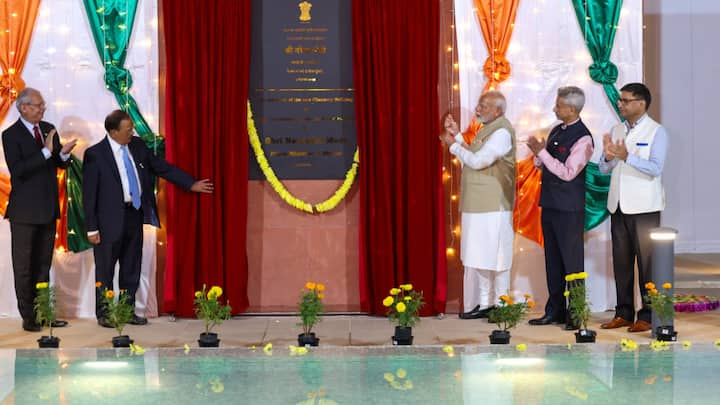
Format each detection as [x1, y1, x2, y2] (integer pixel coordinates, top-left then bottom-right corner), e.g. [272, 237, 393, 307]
[441, 91, 516, 319]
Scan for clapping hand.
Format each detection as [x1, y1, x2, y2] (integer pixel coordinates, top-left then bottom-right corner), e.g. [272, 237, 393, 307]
[602, 133, 616, 160]
[443, 114, 459, 135]
[526, 136, 546, 155]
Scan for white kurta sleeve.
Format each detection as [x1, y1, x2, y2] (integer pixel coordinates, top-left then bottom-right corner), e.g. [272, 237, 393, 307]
[449, 128, 512, 170]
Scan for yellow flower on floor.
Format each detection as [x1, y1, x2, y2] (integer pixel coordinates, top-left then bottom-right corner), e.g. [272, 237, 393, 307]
[396, 368, 407, 378]
[263, 343, 273, 353]
[442, 345, 454, 353]
[662, 282, 672, 289]
[184, 344, 190, 354]
[35, 282, 49, 289]
[383, 296, 394, 307]
[516, 343, 527, 351]
[396, 302, 406, 313]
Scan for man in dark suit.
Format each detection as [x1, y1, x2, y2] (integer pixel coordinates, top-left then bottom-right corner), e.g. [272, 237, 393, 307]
[2, 87, 77, 332]
[82, 110, 213, 327]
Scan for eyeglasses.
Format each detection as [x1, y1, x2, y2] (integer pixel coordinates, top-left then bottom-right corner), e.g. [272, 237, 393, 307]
[25, 102, 46, 109]
[618, 98, 641, 105]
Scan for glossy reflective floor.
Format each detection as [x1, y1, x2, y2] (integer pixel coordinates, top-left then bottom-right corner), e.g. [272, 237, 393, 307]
[2, 344, 718, 404]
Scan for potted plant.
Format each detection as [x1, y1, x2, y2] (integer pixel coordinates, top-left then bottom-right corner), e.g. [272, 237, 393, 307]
[488, 294, 534, 344]
[565, 272, 596, 343]
[97, 283, 135, 347]
[644, 281, 677, 341]
[33, 282, 60, 348]
[297, 281, 325, 347]
[383, 284, 424, 345]
[194, 284, 232, 347]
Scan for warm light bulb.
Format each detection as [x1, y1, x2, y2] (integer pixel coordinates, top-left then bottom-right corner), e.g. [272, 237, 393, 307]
[446, 247, 455, 256]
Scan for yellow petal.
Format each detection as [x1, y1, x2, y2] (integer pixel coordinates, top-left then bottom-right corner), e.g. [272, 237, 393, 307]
[184, 344, 190, 354]
[516, 343, 527, 351]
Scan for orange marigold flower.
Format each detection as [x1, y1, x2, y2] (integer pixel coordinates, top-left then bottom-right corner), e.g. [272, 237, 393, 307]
[105, 290, 115, 299]
[527, 301, 535, 308]
[524, 294, 531, 299]
[507, 299, 515, 305]
[95, 281, 102, 288]
[316, 283, 326, 292]
[499, 295, 510, 303]
[650, 288, 658, 296]
[305, 282, 316, 290]
[662, 282, 672, 290]
[645, 282, 656, 290]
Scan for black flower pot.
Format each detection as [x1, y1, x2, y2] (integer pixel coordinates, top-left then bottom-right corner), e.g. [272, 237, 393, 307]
[37, 336, 60, 348]
[489, 330, 511, 344]
[198, 332, 220, 347]
[656, 325, 678, 342]
[574, 329, 597, 343]
[392, 326, 413, 345]
[112, 335, 134, 348]
[298, 333, 320, 347]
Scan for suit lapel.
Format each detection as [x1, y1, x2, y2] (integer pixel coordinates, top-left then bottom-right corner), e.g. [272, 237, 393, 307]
[99, 137, 122, 185]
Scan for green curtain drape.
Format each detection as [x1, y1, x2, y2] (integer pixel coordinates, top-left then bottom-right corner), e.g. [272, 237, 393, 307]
[66, 157, 93, 252]
[572, 0, 623, 231]
[82, 0, 164, 155]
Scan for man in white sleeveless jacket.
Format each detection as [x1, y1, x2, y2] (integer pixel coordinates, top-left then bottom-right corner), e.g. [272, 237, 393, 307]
[599, 83, 668, 333]
[440, 91, 516, 320]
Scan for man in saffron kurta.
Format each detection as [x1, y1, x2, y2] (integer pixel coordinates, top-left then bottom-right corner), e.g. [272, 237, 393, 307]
[441, 91, 516, 319]
[527, 86, 594, 329]
[599, 83, 668, 333]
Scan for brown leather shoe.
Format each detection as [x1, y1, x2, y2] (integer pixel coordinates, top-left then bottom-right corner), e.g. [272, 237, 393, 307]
[627, 320, 652, 333]
[600, 316, 633, 329]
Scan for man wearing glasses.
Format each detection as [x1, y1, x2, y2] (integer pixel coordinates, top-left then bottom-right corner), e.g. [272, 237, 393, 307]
[598, 83, 668, 333]
[2, 87, 77, 331]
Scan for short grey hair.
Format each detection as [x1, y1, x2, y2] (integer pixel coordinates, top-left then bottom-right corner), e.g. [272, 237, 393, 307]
[557, 86, 585, 113]
[482, 90, 507, 114]
[15, 87, 41, 113]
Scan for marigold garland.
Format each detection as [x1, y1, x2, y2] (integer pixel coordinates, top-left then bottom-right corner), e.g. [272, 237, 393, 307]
[247, 101, 359, 213]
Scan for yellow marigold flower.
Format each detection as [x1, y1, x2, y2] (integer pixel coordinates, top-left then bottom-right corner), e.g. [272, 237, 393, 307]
[645, 282, 656, 290]
[527, 301, 535, 308]
[442, 345, 454, 353]
[316, 283, 325, 292]
[95, 281, 102, 288]
[396, 368, 407, 378]
[401, 284, 413, 291]
[317, 293, 324, 300]
[516, 343, 527, 351]
[577, 272, 588, 279]
[565, 274, 577, 282]
[384, 373, 395, 382]
[106, 290, 115, 299]
[383, 296, 394, 307]
[306, 282, 316, 290]
[207, 286, 223, 298]
[524, 294, 531, 299]
[662, 282, 672, 289]
[195, 291, 202, 298]
[396, 302, 406, 313]
[404, 296, 412, 301]
[563, 290, 570, 297]
[35, 282, 49, 289]
[499, 295, 510, 303]
[390, 288, 401, 295]
[650, 288, 658, 296]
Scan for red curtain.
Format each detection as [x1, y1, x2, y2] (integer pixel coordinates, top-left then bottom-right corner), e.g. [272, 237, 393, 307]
[352, 0, 446, 316]
[162, 0, 250, 316]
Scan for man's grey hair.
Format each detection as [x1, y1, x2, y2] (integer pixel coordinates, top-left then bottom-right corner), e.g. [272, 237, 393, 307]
[481, 90, 507, 114]
[557, 86, 585, 113]
[15, 87, 40, 113]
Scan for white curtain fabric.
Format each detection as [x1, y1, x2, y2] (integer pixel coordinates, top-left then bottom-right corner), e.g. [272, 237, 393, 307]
[0, 0, 159, 318]
[454, 0, 643, 311]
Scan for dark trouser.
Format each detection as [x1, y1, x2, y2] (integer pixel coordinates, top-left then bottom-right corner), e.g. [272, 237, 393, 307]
[94, 206, 143, 319]
[541, 208, 585, 320]
[610, 209, 660, 323]
[10, 221, 56, 322]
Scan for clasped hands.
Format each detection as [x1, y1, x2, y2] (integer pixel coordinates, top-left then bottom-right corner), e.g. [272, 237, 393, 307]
[526, 136, 546, 155]
[439, 114, 459, 146]
[602, 134, 628, 161]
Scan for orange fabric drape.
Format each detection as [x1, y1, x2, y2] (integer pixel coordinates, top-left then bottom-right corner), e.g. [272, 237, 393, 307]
[513, 156, 543, 246]
[0, 0, 41, 120]
[473, 0, 520, 91]
[54, 170, 68, 251]
[0, 174, 9, 217]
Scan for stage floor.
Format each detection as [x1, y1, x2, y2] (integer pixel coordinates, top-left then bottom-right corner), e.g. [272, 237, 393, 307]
[2, 254, 719, 349]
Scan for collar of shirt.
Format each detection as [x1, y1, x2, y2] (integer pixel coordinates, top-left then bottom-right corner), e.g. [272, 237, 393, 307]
[107, 134, 126, 155]
[20, 116, 39, 136]
[624, 113, 648, 130]
[560, 118, 581, 130]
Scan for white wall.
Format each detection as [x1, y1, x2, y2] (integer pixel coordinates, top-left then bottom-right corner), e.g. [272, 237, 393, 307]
[645, 0, 720, 253]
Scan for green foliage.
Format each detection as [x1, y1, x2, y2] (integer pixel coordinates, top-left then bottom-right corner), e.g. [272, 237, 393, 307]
[194, 285, 233, 334]
[298, 282, 326, 335]
[99, 285, 135, 336]
[383, 284, 424, 328]
[644, 282, 675, 325]
[33, 282, 57, 337]
[566, 272, 591, 329]
[488, 294, 533, 331]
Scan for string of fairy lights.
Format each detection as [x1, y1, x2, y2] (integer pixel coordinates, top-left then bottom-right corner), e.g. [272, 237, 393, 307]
[442, 5, 460, 259]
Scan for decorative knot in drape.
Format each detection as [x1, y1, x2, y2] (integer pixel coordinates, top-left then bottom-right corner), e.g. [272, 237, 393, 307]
[483, 55, 511, 87]
[588, 60, 618, 85]
[104, 65, 133, 95]
[0, 72, 24, 100]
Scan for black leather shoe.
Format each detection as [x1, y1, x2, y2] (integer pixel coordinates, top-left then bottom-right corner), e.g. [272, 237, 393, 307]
[128, 315, 148, 325]
[51, 320, 68, 328]
[22, 319, 41, 332]
[528, 315, 564, 326]
[97, 318, 114, 328]
[459, 305, 481, 319]
[565, 322, 580, 330]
